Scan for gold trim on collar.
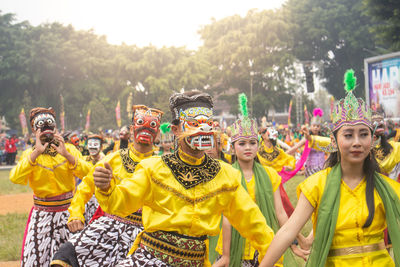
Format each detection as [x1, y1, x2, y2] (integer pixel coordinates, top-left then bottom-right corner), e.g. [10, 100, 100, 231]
[178, 148, 204, 165]
[129, 144, 154, 159]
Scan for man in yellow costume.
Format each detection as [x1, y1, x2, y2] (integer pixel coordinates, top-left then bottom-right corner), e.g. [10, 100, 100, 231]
[94, 90, 275, 266]
[10, 107, 91, 267]
[51, 105, 163, 267]
[80, 134, 105, 223]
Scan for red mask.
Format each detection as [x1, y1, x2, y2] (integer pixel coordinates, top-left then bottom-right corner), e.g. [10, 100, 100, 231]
[132, 105, 163, 145]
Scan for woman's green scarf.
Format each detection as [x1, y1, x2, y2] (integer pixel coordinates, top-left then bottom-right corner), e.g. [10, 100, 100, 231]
[306, 164, 400, 267]
[229, 161, 296, 266]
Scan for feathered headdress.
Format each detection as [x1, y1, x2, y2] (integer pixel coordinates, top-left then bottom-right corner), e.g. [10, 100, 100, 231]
[331, 69, 372, 132]
[230, 93, 258, 143]
[311, 108, 324, 125]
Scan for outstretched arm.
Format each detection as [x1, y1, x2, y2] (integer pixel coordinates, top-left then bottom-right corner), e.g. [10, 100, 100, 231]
[94, 162, 150, 218]
[285, 138, 306, 156]
[273, 188, 309, 260]
[212, 216, 231, 267]
[260, 193, 314, 267]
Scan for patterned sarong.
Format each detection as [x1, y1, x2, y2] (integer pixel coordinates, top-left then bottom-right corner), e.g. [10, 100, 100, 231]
[117, 231, 207, 267]
[83, 194, 99, 224]
[51, 211, 143, 267]
[22, 192, 73, 267]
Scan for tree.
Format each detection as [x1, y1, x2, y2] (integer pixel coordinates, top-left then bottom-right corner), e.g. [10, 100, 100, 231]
[284, 0, 378, 99]
[199, 9, 297, 119]
[363, 0, 400, 51]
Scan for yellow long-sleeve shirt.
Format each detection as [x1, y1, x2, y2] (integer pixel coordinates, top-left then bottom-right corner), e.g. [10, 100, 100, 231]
[9, 143, 91, 198]
[257, 143, 296, 172]
[95, 150, 274, 266]
[68, 147, 154, 223]
[375, 141, 400, 174]
[309, 135, 331, 150]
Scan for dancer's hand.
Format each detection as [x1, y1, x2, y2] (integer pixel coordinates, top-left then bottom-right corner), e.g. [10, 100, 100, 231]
[301, 125, 311, 142]
[30, 130, 49, 162]
[67, 220, 84, 233]
[299, 231, 314, 251]
[212, 255, 230, 267]
[51, 132, 68, 157]
[94, 162, 113, 191]
[290, 244, 309, 261]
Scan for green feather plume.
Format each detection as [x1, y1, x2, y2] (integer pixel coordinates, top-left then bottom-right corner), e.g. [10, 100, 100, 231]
[344, 69, 357, 92]
[238, 93, 248, 117]
[160, 122, 170, 134]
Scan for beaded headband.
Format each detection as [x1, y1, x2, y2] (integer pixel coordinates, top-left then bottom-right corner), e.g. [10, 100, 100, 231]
[230, 93, 258, 143]
[331, 69, 372, 132]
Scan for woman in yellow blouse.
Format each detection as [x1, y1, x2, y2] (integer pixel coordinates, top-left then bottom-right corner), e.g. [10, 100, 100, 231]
[10, 107, 91, 267]
[260, 70, 400, 267]
[93, 91, 275, 266]
[213, 94, 307, 267]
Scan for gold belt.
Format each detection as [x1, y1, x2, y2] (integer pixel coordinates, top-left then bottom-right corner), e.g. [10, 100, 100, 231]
[141, 231, 206, 261]
[328, 242, 386, 257]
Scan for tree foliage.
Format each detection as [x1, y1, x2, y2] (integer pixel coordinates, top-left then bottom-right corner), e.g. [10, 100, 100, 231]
[285, 0, 378, 99]
[0, 1, 397, 133]
[363, 0, 400, 51]
[199, 9, 297, 119]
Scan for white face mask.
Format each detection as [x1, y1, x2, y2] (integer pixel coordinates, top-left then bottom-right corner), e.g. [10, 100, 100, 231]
[179, 107, 214, 151]
[88, 139, 101, 156]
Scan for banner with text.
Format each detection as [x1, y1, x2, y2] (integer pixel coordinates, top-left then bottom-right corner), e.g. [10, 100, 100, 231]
[367, 55, 400, 117]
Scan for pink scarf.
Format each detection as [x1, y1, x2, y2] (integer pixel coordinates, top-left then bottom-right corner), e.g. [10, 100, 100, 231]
[279, 140, 311, 183]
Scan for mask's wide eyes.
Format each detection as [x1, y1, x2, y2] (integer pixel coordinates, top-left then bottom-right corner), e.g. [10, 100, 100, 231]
[47, 119, 53, 124]
[136, 118, 144, 125]
[150, 121, 157, 127]
[37, 121, 44, 126]
[187, 121, 199, 127]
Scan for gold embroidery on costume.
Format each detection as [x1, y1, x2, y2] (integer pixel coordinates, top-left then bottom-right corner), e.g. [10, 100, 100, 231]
[119, 148, 138, 173]
[150, 176, 237, 204]
[33, 140, 60, 157]
[258, 146, 280, 161]
[85, 155, 97, 165]
[373, 146, 391, 161]
[161, 151, 221, 189]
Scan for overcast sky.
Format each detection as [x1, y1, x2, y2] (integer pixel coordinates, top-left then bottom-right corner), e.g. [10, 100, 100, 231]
[1, 0, 286, 49]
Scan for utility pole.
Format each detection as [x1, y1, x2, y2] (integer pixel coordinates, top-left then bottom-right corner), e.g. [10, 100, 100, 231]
[248, 59, 254, 116]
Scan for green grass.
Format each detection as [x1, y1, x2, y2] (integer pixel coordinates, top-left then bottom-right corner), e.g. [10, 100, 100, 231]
[0, 213, 28, 261]
[0, 170, 31, 195]
[284, 174, 312, 266]
[284, 174, 313, 236]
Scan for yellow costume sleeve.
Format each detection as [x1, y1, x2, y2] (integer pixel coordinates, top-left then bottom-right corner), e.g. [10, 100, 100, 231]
[263, 166, 281, 192]
[222, 182, 275, 262]
[378, 141, 400, 174]
[296, 168, 330, 209]
[65, 143, 92, 179]
[68, 171, 95, 223]
[9, 148, 34, 185]
[310, 135, 331, 151]
[10, 146, 89, 198]
[95, 162, 151, 218]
